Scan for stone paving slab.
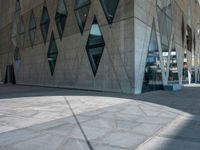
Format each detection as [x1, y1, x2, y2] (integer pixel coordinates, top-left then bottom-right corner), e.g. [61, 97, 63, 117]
[0, 85, 199, 149]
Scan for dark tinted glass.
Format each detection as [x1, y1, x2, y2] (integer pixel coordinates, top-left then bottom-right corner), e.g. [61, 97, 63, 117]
[47, 33, 58, 76]
[86, 17, 105, 76]
[100, 0, 119, 24]
[40, 6, 50, 43]
[74, 0, 90, 34]
[55, 0, 68, 39]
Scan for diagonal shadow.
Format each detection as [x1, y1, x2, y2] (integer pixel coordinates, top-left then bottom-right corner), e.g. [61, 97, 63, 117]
[0, 84, 200, 149]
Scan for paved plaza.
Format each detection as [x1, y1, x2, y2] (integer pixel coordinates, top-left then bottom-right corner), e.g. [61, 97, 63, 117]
[0, 85, 200, 150]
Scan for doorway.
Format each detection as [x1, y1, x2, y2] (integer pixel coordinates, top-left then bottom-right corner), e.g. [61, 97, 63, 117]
[4, 65, 16, 84]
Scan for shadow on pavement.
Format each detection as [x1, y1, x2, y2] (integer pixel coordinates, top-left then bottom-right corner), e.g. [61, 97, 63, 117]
[0, 84, 200, 149]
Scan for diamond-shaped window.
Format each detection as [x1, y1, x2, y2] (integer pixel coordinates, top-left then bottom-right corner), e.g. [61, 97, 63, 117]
[55, 0, 68, 39]
[15, 0, 21, 25]
[19, 17, 25, 48]
[11, 18, 17, 47]
[100, 0, 119, 25]
[40, 5, 50, 43]
[74, 0, 91, 34]
[29, 11, 36, 47]
[86, 17, 105, 76]
[47, 32, 58, 76]
[11, 0, 21, 47]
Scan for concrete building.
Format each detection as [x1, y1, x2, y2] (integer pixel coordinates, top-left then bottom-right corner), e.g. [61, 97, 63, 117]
[0, 0, 199, 94]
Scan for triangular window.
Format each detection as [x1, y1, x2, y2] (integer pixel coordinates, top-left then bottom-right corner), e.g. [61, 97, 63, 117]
[157, 0, 172, 74]
[99, 0, 119, 24]
[142, 20, 163, 92]
[74, 0, 91, 34]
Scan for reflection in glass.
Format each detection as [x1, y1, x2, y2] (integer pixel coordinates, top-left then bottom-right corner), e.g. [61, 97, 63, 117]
[55, 0, 68, 39]
[168, 37, 179, 83]
[11, 0, 21, 47]
[157, 0, 172, 74]
[74, 0, 90, 34]
[47, 32, 58, 76]
[143, 20, 163, 93]
[182, 50, 188, 84]
[186, 25, 192, 52]
[40, 6, 50, 43]
[99, 0, 119, 24]
[197, 69, 200, 83]
[86, 17, 105, 76]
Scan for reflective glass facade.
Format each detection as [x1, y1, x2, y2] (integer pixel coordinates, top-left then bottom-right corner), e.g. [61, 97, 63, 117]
[143, 20, 163, 92]
[157, 0, 172, 74]
[168, 37, 179, 83]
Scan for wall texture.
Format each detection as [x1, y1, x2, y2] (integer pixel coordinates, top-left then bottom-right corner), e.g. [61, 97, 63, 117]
[0, 0, 200, 94]
[0, 0, 134, 93]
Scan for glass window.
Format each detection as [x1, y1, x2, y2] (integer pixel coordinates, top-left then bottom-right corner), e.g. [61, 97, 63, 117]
[11, 18, 18, 47]
[11, 0, 21, 47]
[29, 11, 36, 47]
[157, 0, 172, 74]
[55, 0, 68, 39]
[181, 16, 185, 46]
[19, 17, 25, 48]
[74, 0, 90, 34]
[40, 6, 50, 43]
[99, 0, 119, 24]
[86, 17, 105, 76]
[168, 37, 179, 83]
[47, 32, 58, 76]
[143, 20, 163, 93]
[186, 25, 192, 52]
[182, 50, 188, 84]
[193, 31, 196, 52]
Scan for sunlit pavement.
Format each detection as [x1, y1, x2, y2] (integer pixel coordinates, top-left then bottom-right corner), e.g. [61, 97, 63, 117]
[0, 85, 199, 150]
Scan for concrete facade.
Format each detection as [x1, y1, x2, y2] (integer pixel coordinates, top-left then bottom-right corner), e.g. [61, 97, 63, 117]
[0, 0, 200, 94]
